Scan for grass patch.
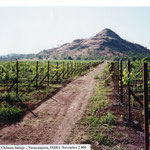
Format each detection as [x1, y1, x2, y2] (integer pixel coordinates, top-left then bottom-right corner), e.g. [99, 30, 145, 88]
[83, 79, 115, 147]
[1, 92, 20, 103]
[0, 101, 23, 122]
[108, 146, 124, 150]
[100, 112, 116, 125]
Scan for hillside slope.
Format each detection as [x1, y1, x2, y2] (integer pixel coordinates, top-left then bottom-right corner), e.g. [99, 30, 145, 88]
[36, 28, 150, 60]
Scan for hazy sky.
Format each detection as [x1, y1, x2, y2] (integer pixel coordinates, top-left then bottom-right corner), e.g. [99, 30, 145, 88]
[0, 7, 150, 55]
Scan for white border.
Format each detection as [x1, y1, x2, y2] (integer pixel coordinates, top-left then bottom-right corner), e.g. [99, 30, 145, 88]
[0, 145, 91, 150]
[0, 0, 150, 7]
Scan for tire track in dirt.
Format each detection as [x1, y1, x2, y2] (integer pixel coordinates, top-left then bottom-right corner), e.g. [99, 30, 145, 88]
[0, 61, 107, 144]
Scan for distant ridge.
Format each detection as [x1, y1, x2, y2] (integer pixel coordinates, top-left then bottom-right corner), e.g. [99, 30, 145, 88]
[0, 53, 35, 60]
[1, 28, 150, 60]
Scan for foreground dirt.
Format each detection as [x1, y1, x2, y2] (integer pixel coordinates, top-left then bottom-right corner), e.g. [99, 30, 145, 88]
[0, 61, 107, 144]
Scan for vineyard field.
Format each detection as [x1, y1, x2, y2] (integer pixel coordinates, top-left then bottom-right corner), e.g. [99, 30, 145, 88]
[0, 60, 103, 126]
[108, 59, 150, 150]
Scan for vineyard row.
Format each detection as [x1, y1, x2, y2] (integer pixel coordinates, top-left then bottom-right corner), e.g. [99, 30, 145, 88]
[0, 60, 102, 97]
[109, 60, 149, 150]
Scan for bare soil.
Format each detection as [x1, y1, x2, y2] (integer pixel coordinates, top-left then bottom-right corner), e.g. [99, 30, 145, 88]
[0, 61, 107, 144]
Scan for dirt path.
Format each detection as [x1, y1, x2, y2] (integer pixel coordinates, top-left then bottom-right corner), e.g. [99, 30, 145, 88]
[0, 61, 107, 144]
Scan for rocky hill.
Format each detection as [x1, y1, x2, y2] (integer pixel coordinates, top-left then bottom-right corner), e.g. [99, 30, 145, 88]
[1, 28, 150, 60]
[36, 28, 150, 60]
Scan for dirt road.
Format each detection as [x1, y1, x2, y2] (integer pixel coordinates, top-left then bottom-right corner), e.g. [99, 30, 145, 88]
[0, 61, 107, 144]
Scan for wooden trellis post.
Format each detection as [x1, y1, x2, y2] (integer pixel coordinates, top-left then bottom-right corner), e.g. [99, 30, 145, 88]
[75, 62, 77, 75]
[56, 62, 59, 82]
[36, 61, 38, 89]
[114, 62, 117, 93]
[76, 63, 78, 74]
[117, 62, 120, 94]
[71, 62, 73, 76]
[16, 60, 19, 97]
[120, 60, 123, 103]
[143, 62, 149, 150]
[67, 62, 69, 78]
[47, 61, 50, 86]
[128, 59, 131, 121]
[63, 62, 65, 79]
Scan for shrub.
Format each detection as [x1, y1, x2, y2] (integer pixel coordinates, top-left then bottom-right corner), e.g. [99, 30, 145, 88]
[1, 92, 20, 102]
[96, 133, 112, 146]
[0, 101, 23, 122]
[100, 112, 116, 125]
[104, 77, 110, 85]
[108, 146, 124, 150]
